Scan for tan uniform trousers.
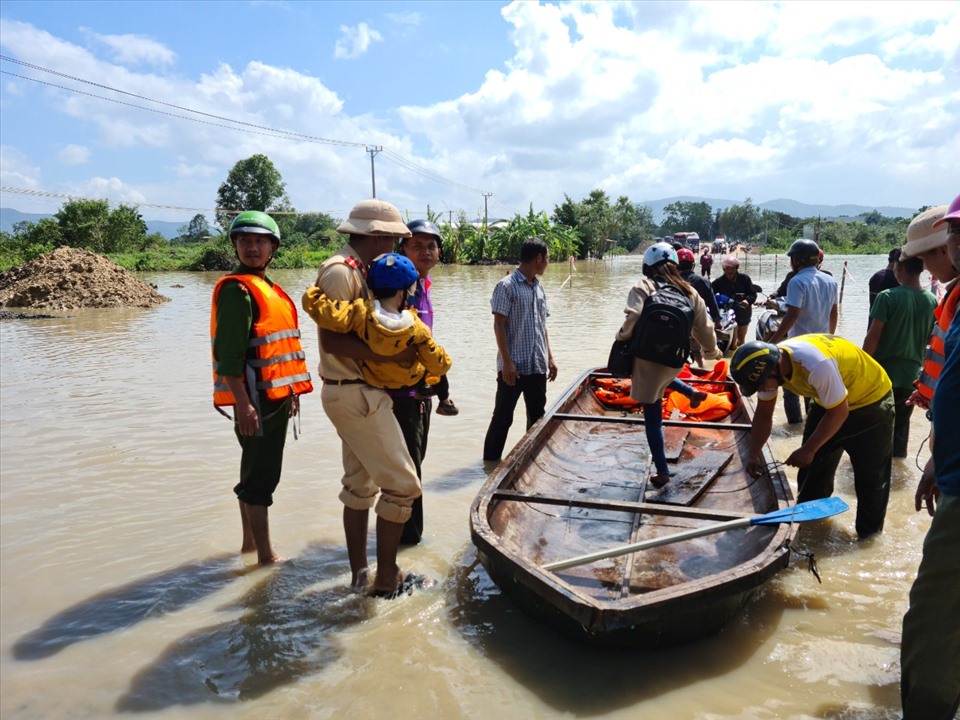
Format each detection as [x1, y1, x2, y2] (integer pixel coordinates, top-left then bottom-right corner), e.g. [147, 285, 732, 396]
[321, 383, 421, 524]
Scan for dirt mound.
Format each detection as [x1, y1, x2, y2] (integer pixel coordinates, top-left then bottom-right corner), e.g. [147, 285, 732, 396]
[0, 247, 170, 310]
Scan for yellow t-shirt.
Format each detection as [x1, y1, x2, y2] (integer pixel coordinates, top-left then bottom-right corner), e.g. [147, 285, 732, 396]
[757, 334, 891, 409]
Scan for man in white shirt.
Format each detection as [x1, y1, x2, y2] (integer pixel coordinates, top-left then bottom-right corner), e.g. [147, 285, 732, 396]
[769, 239, 839, 423]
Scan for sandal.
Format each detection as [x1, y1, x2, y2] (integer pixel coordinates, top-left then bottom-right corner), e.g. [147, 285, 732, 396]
[649, 472, 672, 489]
[436, 398, 459, 416]
[369, 572, 434, 600]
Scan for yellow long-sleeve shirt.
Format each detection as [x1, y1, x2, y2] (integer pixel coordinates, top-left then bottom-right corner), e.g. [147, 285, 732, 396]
[302, 288, 452, 389]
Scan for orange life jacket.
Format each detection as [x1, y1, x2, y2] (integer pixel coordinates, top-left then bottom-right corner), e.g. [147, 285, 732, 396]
[915, 279, 959, 403]
[663, 391, 735, 421]
[211, 274, 313, 407]
[592, 374, 735, 420]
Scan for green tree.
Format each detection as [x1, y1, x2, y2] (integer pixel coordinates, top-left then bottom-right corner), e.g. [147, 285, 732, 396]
[176, 213, 211, 243]
[578, 189, 615, 259]
[106, 203, 148, 253]
[55, 199, 111, 252]
[719, 199, 761, 244]
[215, 154, 294, 232]
[551, 194, 580, 228]
[661, 200, 713, 243]
[290, 212, 336, 247]
[611, 197, 654, 251]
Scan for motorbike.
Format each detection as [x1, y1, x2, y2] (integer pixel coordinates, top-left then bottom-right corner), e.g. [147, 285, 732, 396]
[756, 296, 787, 342]
[713, 294, 739, 354]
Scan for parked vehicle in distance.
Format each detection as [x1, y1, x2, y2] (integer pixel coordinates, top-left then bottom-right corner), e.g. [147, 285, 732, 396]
[673, 231, 700, 252]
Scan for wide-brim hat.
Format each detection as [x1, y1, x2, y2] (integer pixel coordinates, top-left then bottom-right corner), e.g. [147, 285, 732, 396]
[336, 199, 412, 237]
[900, 205, 948, 259]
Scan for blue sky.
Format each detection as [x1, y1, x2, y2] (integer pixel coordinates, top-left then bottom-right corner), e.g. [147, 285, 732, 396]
[1, 1, 957, 224]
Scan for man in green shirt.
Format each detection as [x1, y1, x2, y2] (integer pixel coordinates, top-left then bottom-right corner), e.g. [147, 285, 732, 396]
[862, 255, 937, 458]
[211, 211, 312, 565]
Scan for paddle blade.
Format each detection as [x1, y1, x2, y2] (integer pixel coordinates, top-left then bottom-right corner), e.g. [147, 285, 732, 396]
[750, 497, 849, 526]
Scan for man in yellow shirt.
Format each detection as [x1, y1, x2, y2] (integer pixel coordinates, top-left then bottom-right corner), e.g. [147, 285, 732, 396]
[731, 335, 894, 538]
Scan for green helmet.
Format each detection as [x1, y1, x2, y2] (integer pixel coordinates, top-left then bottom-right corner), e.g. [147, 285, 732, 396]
[731, 341, 780, 396]
[229, 211, 280, 245]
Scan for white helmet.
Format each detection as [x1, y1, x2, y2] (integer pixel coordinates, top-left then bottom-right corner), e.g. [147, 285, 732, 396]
[643, 242, 679, 269]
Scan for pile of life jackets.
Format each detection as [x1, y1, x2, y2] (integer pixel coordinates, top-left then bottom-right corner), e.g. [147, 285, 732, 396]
[592, 361, 735, 421]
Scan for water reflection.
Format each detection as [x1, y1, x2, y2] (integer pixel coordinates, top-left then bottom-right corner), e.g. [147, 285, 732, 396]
[13, 554, 239, 661]
[116, 542, 366, 711]
[448, 546, 783, 715]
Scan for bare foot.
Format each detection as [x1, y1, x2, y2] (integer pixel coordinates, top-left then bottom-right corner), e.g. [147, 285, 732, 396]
[240, 544, 256, 554]
[257, 553, 285, 566]
[351, 567, 370, 592]
[689, 390, 707, 409]
[371, 568, 403, 596]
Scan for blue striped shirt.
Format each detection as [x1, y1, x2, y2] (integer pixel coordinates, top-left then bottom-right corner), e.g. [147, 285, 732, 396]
[491, 268, 550, 375]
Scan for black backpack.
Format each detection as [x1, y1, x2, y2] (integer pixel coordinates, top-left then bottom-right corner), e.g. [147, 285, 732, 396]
[628, 280, 695, 368]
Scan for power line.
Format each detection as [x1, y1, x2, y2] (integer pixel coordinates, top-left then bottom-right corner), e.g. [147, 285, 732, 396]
[0, 57, 499, 202]
[0, 56, 365, 148]
[1, 186, 216, 213]
[0, 186, 455, 220]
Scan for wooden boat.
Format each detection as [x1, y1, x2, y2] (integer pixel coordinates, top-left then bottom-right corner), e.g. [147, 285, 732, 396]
[469, 366, 796, 648]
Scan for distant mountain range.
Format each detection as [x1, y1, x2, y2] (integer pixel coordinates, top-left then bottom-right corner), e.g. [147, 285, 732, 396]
[1, 198, 919, 239]
[0, 208, 186, 239]
[639, 197, 917, 224]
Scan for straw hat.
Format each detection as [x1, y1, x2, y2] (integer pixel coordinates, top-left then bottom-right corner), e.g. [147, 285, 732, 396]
[900, 205, 948, 259]
[336, 199, 412, 237]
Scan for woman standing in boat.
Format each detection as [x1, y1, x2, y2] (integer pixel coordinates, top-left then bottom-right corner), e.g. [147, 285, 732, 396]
[615, 242, 722, 488]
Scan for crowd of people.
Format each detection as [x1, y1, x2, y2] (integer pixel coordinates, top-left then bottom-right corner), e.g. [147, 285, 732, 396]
[209, 193, 960, 717]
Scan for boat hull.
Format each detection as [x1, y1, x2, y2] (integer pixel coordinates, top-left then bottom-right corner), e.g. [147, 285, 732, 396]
[470, 367, 795, 648]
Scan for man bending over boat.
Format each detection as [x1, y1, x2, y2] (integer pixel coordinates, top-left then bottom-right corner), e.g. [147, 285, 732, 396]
[730, 335, 894, 539]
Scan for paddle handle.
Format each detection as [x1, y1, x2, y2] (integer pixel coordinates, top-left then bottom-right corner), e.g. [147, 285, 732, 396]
[543, 516, 752, 571]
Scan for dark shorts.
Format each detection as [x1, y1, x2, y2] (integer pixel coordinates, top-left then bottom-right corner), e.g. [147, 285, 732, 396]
[233, 399, 289, 507]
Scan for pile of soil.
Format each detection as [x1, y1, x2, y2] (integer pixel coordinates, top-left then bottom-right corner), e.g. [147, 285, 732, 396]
[0, 247, 170, 310]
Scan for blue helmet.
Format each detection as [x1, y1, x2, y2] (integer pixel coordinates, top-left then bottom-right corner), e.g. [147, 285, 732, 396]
[368, 253, 419, 293]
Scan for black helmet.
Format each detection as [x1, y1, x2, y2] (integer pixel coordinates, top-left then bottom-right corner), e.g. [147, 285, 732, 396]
[402, 218, 443, 261]
[731, 341, 781, 396]
[406, 218, 441, 239]
[405, 219, 442, 242]
[787, 239, 820, 268]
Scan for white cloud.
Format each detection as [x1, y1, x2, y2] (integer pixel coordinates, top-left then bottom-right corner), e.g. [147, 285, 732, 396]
[0, 145, 42, 188]
[386, 11, 421, 28]
[0, 3, 957, 223]
[83, 29, 176, 67]
[396, 0, 959, 210]
[334, 22, 383, 60]
[72, 176, 148, 205]
[58, 144, 91, 166]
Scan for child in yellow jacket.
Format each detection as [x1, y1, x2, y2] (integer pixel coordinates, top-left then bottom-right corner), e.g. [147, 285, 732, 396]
[302, 253, 452, 390]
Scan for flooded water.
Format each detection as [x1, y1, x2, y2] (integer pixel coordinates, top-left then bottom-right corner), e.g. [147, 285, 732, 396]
[0, 254, 933, 719]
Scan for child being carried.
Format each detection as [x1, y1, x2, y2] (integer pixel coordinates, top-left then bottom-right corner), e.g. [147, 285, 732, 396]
[302, 252, 452, 392]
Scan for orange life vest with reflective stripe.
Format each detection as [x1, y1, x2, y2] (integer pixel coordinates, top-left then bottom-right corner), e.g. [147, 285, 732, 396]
[211, 274, 313, 407]
[915, 279, 959, 403]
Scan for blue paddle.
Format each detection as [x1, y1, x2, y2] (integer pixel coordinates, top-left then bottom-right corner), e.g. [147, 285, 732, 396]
[543, 497, 849, 571]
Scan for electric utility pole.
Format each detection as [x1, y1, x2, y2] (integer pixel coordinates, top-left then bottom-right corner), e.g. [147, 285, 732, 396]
[366, 146, 382, 198]
[483, 192, 492, 241]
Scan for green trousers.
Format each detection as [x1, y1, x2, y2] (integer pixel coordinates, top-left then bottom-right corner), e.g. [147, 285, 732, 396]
[901, 493, 960, 719]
